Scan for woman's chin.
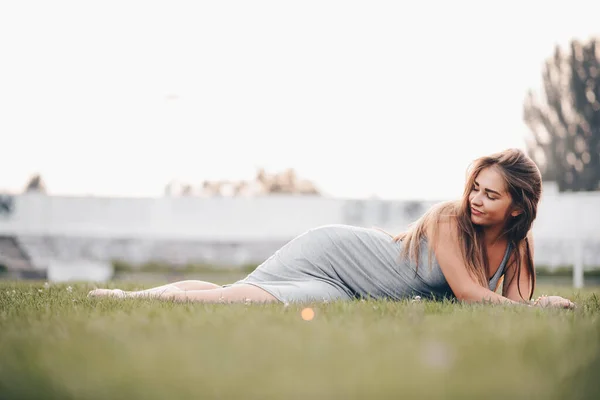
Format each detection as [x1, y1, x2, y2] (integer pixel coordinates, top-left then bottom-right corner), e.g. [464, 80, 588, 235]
[470, 215, 484, 225]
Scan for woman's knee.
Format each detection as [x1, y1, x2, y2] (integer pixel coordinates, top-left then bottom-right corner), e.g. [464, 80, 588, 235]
[222, 284, 280, 303]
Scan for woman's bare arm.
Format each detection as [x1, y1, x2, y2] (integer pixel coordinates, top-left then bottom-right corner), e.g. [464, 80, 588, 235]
[433, 221, 575, 308]
[432, 219, 527, 305]
[502, 232, 576, 308]
[502, 231, 534, 302]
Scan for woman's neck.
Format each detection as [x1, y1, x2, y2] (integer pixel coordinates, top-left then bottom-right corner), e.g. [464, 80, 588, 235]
[482, 225, 506, 246]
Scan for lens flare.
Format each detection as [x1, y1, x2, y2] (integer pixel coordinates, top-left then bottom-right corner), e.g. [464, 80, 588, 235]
[301, 307, 315, 321]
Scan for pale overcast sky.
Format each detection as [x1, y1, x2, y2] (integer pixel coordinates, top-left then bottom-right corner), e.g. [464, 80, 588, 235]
[1, 1, 598, 200]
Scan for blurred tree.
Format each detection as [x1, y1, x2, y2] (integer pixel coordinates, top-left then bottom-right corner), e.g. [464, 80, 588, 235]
[167, 168, 320, 197]
[181, 184, 193, 197]
[24, 174, 46, 193]
[523, 38, 600, 191]
[259, 168, 320, 195]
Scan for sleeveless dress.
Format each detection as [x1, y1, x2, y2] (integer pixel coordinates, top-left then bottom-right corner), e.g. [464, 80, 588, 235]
[224, 224, 511, 303]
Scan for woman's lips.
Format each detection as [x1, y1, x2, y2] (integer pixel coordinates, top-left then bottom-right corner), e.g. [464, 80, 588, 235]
[471, 207, 484, 216]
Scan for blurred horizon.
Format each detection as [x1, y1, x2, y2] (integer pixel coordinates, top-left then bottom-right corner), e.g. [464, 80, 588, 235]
[1, 1, 599, 201]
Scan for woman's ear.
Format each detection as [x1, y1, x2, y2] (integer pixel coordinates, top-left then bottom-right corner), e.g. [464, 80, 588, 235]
[511, 208, 523, 217]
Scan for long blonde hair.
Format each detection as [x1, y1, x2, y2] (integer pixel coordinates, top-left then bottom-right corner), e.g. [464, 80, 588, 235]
[392, 149, 541, 300]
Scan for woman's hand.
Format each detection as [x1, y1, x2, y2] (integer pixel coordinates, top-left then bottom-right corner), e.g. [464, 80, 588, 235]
[533, 295, 576, 309]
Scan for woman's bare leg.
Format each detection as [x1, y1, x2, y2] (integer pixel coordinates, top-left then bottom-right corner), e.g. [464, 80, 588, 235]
[93, 284, 279, 304]
[170, 280, 222, 290]
[88, 280, 222, 298]
[127, 280, 221, 295]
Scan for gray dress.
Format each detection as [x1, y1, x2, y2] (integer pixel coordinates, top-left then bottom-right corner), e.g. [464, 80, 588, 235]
[225, 224, 511, 303]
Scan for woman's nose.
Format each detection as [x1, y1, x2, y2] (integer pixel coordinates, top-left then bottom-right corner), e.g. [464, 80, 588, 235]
[471, 193, 484, 205]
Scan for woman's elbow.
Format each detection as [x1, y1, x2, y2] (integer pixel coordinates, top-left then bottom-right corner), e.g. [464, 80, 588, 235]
[451, 286, 469, 301]
[452, 284, 481, 302]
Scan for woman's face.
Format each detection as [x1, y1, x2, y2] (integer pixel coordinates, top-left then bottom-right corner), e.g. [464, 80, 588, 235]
[468, 167, 518, 227]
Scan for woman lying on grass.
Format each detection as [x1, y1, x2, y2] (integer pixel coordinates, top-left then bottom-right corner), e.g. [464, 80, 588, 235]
[89, 148, 575, 309]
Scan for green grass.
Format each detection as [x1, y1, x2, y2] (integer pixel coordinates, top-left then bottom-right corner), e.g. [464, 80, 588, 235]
[1, 280, 599, 400]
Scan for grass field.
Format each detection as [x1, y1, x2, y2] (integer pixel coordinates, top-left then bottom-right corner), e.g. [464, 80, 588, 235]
[1, 279, 599, 400]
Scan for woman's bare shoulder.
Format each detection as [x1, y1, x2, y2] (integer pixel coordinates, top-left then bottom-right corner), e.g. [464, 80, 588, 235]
[424, 213, 459, 246]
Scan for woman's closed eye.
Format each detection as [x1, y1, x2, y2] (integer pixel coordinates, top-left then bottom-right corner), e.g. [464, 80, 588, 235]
[471, 186, 497, 200]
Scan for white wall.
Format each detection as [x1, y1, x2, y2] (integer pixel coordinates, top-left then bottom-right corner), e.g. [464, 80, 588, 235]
[1, 190, 599, 268]
[0, 194, 436, 240]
